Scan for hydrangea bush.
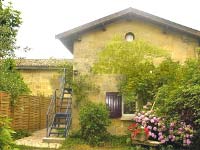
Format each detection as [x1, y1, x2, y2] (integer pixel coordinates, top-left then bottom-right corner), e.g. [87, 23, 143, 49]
[129, 102, 194, 147]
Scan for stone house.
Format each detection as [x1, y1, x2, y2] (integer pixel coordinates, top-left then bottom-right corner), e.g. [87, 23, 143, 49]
[56, 8, 200, 134]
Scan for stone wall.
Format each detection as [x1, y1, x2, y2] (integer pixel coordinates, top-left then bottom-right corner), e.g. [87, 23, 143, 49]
[19, 70, 61, 97]
[71, 18, 199, 135]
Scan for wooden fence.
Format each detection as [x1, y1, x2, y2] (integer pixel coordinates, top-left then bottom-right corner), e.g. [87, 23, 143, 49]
[0, 92, 50, 131]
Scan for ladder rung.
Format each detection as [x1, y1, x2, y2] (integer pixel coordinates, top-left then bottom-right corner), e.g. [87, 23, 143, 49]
[50, 132, 65, 135]
[51, 127, 66, 129]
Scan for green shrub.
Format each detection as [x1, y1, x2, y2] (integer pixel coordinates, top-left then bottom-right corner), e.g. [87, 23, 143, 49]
[0, 116, 15, 150]
[79, 102, 111, 146]
[12, 129, 31, 140]
[155, 59, 200, 128]
[190, 129, 200, 150]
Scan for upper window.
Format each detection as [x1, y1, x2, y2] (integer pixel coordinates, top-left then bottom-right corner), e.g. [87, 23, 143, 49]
[125, 32, 135, 42]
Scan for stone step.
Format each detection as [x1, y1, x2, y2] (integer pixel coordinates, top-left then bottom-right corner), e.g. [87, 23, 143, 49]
[132, 140, 162, 147]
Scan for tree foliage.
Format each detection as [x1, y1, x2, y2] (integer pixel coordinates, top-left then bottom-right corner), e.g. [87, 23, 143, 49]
[93, 37, 200, 132]
[93, 37, 168, 107]
[0, 59, 30, 104]
[0, 1, 21, 58]
[0, 1, 29, 104]
[155, 59, 200, 128]
[93, 37, 167, 74]
[0, 116, 15, 150]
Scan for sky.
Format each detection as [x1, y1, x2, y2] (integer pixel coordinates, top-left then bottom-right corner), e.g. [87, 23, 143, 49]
[8, 0, 200, 59]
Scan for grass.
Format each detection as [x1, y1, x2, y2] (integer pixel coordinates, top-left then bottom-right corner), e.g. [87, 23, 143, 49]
[59, 135, 138, 150]
[60, 138, 130, 150]
[14, 145, 52, 150]
[14, 133, 165, 150]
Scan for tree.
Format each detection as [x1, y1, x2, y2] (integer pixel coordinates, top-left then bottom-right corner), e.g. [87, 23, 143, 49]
[93, 36, 168, 109]
[0, 0, 22, 58]
[0, 1, 29, 103]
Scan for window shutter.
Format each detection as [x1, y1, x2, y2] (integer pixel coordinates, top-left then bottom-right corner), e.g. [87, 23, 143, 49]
[106, 92, 122, 118]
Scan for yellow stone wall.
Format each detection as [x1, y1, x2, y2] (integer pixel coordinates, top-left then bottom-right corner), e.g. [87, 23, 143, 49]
[72, 18, 199, 134]
[19, 70, 61, 97]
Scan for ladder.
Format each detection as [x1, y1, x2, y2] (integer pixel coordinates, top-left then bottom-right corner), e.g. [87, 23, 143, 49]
[46, 69, 72, 137]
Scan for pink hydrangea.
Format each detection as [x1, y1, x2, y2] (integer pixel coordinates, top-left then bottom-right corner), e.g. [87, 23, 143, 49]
[153, 127, 157, 131]
[150, 119, 155, 123]
[186, 139, 191, 145]
[170, 122, 175, 127]
[158, 132, 162, 136]
[147, 126, 152, 130]
[161, 139, 166, 143]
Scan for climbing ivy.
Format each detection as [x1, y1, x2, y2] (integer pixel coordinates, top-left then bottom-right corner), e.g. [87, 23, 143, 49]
[60, 62, 99, 107]
[72, 74, 99, 107]
[93, 37, 168, 108]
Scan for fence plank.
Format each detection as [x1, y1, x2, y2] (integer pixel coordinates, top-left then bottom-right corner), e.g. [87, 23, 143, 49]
[0, 92, 50, 131]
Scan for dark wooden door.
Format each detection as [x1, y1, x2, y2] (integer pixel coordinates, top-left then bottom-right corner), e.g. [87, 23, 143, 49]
[106, 92, 122, 118]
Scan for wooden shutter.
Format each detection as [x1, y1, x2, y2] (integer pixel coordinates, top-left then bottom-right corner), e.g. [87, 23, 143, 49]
[106, 92, 122, 118]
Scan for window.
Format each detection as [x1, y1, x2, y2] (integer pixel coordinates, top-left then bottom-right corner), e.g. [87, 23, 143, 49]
[106, 92, 136, 118]
[106, 92, 122, 118]
[122, 99, 136, 115]
[125, 32, 135, 42]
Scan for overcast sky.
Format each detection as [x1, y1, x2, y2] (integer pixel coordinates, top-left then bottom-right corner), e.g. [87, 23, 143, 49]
[9, 0, 200, 59]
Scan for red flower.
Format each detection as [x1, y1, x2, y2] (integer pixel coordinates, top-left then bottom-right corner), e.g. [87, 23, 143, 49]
[131, 128, 140, 139]
[144, 127, 149, 138]
[129, 126, 150, 140]
[128, 123, 138, 131]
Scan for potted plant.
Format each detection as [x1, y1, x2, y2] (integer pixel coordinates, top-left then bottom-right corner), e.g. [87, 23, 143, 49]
[128, 123, 149, 142]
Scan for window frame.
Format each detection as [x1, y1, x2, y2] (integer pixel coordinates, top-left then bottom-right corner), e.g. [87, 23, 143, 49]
[125, 32, 135, 42]
[105, 92, 136, 120]
[122, 98, 135, 116]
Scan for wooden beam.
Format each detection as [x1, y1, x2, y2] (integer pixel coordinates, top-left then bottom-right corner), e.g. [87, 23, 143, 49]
[100, 23, 106, 31]
[162, 25, 169, 34]
[198, 39, 200, 46]
[74, 34, 82, 41]
[125, 13, 135, 21]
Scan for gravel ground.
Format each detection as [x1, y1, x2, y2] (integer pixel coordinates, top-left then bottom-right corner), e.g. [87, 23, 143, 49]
[15, 129, 61, 149]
